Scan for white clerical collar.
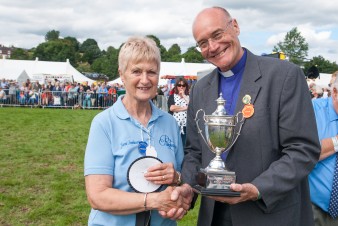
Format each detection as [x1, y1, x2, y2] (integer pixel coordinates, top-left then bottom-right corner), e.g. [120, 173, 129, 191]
[220, 70, 234, 78]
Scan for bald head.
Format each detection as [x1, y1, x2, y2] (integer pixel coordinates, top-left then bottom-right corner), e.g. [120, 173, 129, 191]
[193, 7, 231, 35]
[191, 6, 243, 71]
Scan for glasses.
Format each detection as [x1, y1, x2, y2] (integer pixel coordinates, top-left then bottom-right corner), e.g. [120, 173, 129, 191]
[177, 84, 186, 87]
[196, 20, 233, 51]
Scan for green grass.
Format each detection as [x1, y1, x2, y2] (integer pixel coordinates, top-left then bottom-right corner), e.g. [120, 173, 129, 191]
[0, 108, 199, 225]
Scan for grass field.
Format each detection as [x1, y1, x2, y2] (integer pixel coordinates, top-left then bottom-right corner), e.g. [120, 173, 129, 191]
[0, 108, 199, 226]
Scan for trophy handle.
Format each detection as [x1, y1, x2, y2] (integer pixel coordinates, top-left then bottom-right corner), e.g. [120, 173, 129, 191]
[195, 109, 210, 148]
[224, 112, 245, 152]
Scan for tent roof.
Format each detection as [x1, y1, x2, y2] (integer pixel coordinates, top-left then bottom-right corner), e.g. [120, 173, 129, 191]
[0, 58, 94, 83]
[307, 73, 332, 89]
[160, 59, 215, 79]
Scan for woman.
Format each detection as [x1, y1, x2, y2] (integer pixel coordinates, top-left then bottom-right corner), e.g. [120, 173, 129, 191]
[84, 36, 190, 226]
[167, 78, 190, 145]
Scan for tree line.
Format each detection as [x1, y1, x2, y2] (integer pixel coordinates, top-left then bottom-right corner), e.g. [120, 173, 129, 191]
[9, 28, 338, 80]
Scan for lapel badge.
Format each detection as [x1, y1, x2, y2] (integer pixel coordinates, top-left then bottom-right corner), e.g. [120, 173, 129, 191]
[242, 94, 251, 105]
[242, 94, 254, 118]
[242, 104, 254, 118]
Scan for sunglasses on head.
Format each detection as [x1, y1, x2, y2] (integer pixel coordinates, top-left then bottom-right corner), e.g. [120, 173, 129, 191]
[177, 84, 186, 87]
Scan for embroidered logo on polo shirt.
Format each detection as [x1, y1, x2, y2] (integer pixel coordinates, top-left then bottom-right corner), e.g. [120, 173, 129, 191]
[159, 135, 176, 151]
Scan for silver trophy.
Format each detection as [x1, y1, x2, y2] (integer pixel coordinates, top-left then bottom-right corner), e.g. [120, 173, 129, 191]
[194, 93, 244, 196]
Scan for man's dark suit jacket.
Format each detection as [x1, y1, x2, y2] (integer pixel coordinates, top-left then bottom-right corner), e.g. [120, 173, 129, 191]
[182, 49, 321, 226]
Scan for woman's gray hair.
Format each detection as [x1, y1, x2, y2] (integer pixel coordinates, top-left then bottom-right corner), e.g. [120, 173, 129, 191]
[118, 36, 161, 74]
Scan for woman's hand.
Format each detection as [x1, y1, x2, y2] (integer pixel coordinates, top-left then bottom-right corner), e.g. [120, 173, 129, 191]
[144, 163, 178, 185]
[148, 186, 190, 213]
[178, 90, 185, 98]
[158, 184, 194, 220]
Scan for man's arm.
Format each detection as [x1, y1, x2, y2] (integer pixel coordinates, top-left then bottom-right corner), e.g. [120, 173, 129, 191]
[318, 137, 337, 160]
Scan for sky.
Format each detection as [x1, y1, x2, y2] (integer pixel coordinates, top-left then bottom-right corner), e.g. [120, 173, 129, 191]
[1, 0, 338, 63]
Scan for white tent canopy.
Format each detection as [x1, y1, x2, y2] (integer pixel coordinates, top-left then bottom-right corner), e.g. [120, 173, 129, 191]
[108, 76, 168, 86]
[108, 77, 123, 85]
[307, 73, 331, 89]
[17, 70, 30, 85]
[0, 58, 94, 84]
[160, 59, 215, 79]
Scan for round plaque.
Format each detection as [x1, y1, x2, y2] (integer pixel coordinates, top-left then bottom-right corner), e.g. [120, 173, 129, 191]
[127, 156, 163, 193]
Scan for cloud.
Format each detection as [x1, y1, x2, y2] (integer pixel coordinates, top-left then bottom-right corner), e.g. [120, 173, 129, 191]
[0, 1, 337, 62]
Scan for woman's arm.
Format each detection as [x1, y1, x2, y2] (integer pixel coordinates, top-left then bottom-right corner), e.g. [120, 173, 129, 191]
[85, 174, 188, 215]
[170, 105, 188, 112]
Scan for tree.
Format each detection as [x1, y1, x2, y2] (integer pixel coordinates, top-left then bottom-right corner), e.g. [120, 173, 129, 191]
[182, 47, 205, 63]
[79, 38, 101, 64]
[33, 39, 77, 65]
[164, 44, 182, 62]
[79, 38, 98, 52]
[273, 27, 308, 66]
[45, 30, 60, 41]
[90, 46, 119, 80]
[303, 55, 338, 75]
[11, 48, 30, 60]
[64, 36, 80, 51]
[146, 35, 167, 60]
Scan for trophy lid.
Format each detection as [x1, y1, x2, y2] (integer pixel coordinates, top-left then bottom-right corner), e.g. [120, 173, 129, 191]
[212, 93, 227, 116]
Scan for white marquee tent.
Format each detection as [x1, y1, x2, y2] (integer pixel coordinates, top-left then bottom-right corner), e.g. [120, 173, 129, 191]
[160, 58, 215, 79]
[108, 59, 215, 86]
[0, 58, 94, 84]
[108, 76, 168, 86]
[307, 73, 332, 89]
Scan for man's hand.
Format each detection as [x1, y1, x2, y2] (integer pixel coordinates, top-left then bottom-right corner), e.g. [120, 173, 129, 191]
[159, 184, 194, 220]
[211, 183, 259, 204]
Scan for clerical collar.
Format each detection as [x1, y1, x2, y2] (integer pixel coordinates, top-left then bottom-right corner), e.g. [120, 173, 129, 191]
[220, 70, 234, 77]
[218, 49, 247, 77]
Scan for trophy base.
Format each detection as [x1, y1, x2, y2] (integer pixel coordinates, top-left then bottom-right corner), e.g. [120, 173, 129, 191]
[194, 168, 240, 197]
[193, 185, 240, 197]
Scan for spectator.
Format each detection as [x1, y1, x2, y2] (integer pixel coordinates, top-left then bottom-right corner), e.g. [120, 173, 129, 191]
[167, 78, 190, 145]
[52, 82, 62, 106]
[67, 84, 78, 106]
[8, 81, 17, 104]
[1, 78, 8, 89]
[82, 89, 93, 109]
[46, 81, 54, 91]
[97, 83, 108, 107]
[89, 83, 97, 107]
[41, 88, 52, 106]
[25, 78, 31, 88]
[19, 90, 26, 105]
[309, 76, 338, 225]
[312, 85, 324, 99]
[83, 81, 90, 92]
[28, 89, 38, 105]
[0, 87, 7, 104]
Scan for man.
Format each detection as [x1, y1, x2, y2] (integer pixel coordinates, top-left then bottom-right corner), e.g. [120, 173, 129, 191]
[181, 6, 320, 226]
[309, 75, 338, 225]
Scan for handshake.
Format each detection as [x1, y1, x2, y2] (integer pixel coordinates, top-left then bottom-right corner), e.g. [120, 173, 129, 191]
[143, 162, 194, 220]
[151, 184, 194, 220]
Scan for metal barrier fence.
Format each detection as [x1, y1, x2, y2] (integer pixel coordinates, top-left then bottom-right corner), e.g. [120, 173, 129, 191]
[0, 89, 168, 111]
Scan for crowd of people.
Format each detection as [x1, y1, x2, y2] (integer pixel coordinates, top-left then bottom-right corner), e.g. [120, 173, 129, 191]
[0, 78, 126, 108]
[308, 71, 338, 100]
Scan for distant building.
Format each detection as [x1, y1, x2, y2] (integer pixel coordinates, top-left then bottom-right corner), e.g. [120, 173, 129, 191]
[0, 44, 14, 59]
